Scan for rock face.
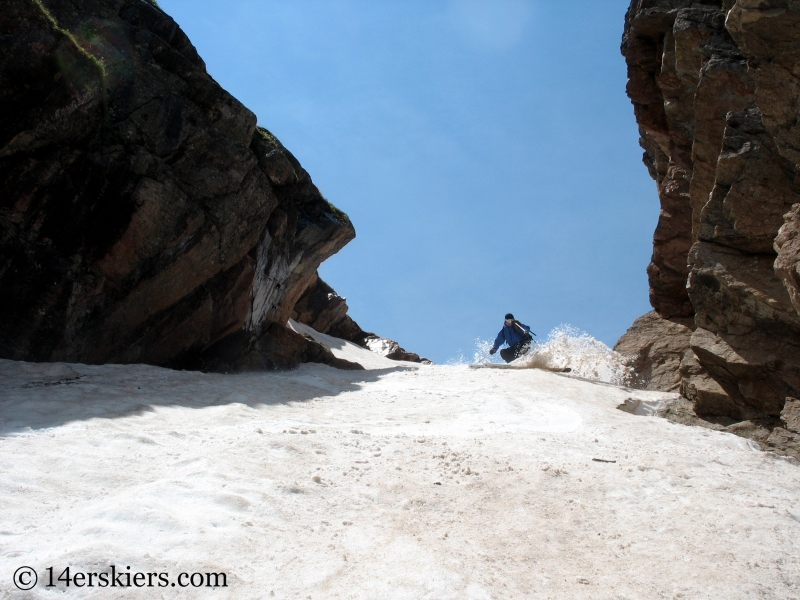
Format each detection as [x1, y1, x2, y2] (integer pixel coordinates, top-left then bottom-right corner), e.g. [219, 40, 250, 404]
[763, 396, 800, 459]
[620, 1, 800, 442]
[0, 0, 358, 371]
[614, 310, 695, 392]
[291, 272, 429, 363]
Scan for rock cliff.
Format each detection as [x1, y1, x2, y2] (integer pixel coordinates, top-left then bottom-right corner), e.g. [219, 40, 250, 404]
[619, 0, 800, 455]
[0, 0, 377, 371]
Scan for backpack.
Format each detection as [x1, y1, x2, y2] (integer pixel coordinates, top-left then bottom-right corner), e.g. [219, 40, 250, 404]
[499, 321, 532, 346]
[514, 322, 533, 345]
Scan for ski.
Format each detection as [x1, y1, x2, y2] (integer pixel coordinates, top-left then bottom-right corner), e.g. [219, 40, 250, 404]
[469, 363, 572, 372]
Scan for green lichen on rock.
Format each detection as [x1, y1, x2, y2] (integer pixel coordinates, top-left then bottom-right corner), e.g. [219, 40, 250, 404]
[252, 126, 349, 223]
[31, 0, 106, 79]
[323, 198, 347, 223]
[255, 126, 278, 145]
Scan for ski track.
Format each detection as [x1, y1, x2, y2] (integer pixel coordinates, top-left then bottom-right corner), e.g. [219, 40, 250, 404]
[1, 352, 799, 599]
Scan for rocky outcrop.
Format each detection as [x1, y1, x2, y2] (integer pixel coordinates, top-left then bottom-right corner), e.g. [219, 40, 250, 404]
[0, 0, 357, 371]
[291, 272, 429, 363]
[362, 336, 427, 363]
[763, 396, 800, 459]
[620, 0, 800, 451]
[775, 205, 800, 316]
[291, 273, 367, 345]
[614, 310, 694, 392]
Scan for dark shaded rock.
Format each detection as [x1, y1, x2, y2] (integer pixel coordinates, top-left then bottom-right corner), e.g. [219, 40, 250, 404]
[0, 0, 354, 371]
[197, 322, 362, 373]
[291, 272, 429, 363]
[247, 129, 355, 333]
[300, 335, 364, 371]
[292, 272, 351, 336]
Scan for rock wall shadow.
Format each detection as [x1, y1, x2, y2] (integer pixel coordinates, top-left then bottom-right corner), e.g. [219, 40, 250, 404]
[0, 359, 413, 435]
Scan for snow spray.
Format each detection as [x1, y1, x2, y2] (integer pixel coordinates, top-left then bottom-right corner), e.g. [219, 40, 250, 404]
[514, 325, 632, 385]
[450, 325, 632, 386]
[448, 338, 501, 366]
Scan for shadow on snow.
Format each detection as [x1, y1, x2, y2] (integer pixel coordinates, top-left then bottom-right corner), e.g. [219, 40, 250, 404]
[0, 359, 414, 435]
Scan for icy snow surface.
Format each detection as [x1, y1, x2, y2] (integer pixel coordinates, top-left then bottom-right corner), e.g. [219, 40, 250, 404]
[1, 329, 799, 599]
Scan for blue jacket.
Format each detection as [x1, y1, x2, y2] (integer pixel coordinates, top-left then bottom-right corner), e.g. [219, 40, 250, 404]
[492, 321, 531, 351]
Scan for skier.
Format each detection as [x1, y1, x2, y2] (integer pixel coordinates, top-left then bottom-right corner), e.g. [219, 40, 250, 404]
[489, 313, 534, 363]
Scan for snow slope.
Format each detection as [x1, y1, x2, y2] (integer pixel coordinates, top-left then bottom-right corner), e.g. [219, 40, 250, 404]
[1, 331, 799, 599]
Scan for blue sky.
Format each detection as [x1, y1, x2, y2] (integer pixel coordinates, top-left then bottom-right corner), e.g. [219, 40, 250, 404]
[158, 0, 656, 363]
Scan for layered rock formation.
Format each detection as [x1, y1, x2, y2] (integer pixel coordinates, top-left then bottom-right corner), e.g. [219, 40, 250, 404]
[0, 0, 368, 371]
[619, 0, 800, 454]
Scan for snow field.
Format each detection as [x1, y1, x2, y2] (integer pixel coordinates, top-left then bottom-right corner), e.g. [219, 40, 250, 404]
[1, 347, 799, 599]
